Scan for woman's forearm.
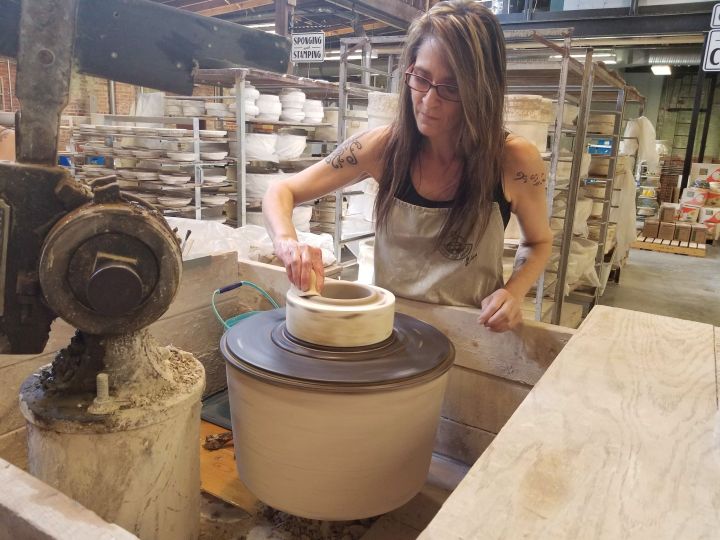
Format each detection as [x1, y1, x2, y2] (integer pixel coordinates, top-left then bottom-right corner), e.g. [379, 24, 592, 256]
[263, 183, 299, 247]
[503, 239, 552, 300]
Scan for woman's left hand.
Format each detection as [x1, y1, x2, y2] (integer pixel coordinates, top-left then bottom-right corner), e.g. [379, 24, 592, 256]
[477, 288, 523, 332]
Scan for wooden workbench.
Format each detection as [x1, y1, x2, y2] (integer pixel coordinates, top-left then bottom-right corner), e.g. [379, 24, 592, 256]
[421, 306, 720, 539]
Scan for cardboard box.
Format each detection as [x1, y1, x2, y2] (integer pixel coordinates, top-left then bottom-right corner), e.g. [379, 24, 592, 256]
[677, 203, 701, 223]
[659, 203, 679, 223]
[675, 222, 692, 243]
[680, 188, 708, 206]
[689, 162, 720, 184]
[658, 222, 675, 240]
[692, 224, 707, 244]
[641, 218, 660, 238]
[704, 191, 720, 208]
[698, 206, 720, 238]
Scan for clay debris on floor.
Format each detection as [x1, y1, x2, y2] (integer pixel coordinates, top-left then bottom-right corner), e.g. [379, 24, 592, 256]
[199, 495, 376, 540]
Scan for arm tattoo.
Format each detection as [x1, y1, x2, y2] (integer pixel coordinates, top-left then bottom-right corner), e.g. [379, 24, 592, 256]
[325, 136, 362, 169]
[513, 170, 546, 187]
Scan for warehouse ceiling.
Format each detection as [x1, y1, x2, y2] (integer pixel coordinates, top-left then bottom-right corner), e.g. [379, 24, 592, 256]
[149, 0, 712, 70]
[150, 0, 419, 50]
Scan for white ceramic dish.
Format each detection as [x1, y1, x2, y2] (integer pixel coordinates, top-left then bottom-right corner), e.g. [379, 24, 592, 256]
[199, 130, 227, 138]
[166, 152, 196, 162]
[202, 195, 230, 206]
[203, 175, 227, 184]
[157, 196, 193, 208]
[136, 171, 159, 181]
[118, 170, 138, 179]
[201, 151, 228, 161]
[159, 174, 191, 185]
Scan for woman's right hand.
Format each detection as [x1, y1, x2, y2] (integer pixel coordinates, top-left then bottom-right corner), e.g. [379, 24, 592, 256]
[274, 238, 325, 292]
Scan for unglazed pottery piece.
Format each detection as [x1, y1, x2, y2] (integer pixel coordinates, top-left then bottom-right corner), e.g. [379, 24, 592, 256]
[286, 280, 394, 347]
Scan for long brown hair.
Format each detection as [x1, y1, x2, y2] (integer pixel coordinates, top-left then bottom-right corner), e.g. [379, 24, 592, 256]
[375, 0, 507, 245]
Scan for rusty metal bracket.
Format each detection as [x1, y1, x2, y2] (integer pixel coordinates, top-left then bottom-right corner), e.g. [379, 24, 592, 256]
[15, 0, 77, 165]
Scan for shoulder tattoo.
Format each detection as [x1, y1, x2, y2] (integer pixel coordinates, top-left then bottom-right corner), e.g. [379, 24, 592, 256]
[325, 136, 362, 169]
[513, 170, 546, 187]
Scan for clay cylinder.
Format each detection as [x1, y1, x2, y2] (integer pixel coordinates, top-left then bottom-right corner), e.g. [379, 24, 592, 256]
[285, 281, 395, 347]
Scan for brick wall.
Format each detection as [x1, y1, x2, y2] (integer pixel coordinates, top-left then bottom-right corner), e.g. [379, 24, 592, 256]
[0, 57, 19, 112]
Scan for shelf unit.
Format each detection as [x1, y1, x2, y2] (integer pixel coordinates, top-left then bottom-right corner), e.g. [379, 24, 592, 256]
[71, 115, 233, 221]
[194, 67, 368, 234]
[333, 36, 404, 261]
[504, 32, 645, 324]
[504, 31, 594, 325]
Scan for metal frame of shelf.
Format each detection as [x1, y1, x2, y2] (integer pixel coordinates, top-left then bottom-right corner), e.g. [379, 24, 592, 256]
[194, 67, 366, 230]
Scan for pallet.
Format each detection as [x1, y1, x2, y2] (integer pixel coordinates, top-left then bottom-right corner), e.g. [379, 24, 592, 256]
[631, 236, 706, 257]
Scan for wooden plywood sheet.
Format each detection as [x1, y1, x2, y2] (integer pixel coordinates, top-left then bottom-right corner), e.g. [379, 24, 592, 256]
[421, 306, 719, 539]
[199, 421, 258, 513]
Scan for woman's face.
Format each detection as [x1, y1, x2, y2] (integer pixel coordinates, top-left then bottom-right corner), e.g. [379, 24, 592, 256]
[409, 38, 463, 140]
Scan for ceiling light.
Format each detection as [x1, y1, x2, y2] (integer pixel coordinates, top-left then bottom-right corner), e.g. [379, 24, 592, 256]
[246, 23, 275, 29]
[651, 65, 672, 75]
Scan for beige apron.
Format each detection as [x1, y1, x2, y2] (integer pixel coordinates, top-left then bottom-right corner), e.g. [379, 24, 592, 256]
[374, 198, 505, 307]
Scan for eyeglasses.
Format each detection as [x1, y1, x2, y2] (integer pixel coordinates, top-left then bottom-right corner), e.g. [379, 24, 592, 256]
[404, 71, 461, 102]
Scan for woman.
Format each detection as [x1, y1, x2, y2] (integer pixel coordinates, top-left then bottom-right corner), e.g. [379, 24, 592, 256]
[263, 0, 552, 332]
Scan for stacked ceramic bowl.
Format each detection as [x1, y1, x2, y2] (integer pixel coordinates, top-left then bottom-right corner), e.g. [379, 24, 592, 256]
[242, 82, 261, 119]
[303, 100, 324, 124]
[279, 89, 306, 123]
[256, 94, 282, 122]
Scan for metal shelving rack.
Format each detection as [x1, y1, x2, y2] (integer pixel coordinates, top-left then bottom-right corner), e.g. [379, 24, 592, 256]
[334, 36, 404, 262]
[72, 115, 231, 221]
[194, 67, 363, 228]
[504, 30, 594, 325]
[569, 66, 645, 307]
[505, 33, 645, 325]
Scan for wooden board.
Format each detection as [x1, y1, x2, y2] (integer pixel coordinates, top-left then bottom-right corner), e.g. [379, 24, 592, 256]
[632, 236, 706, 257]
[421, 306, 719, 539]
[199, 420, 258, 513]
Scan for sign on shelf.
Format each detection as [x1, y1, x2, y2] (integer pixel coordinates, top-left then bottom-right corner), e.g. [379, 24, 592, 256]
[703, 29, 720, 71]
[291, 33, 325, 63]
[712, 3, 720, 28]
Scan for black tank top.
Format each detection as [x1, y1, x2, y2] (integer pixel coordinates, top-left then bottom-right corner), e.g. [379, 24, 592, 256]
[395, 174, 511, 228]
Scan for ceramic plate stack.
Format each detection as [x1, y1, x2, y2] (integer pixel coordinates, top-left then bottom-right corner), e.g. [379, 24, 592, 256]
[234, 82, 260, 119]
[158, 196, 193, 209]
[159, 174, 191, 186]
[256, 94, 281, 122]
[201, 194, 230, 207]
[280, 89, 305, 123]
[276, 128, 307, 160]
[245, 133, 278, 162]
[302, 99, 324, 124]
